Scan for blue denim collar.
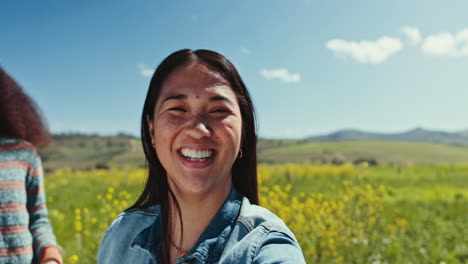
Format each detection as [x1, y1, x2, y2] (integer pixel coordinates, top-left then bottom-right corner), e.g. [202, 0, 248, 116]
[131, 205, 163, 262]
[131, 187, 242, 263]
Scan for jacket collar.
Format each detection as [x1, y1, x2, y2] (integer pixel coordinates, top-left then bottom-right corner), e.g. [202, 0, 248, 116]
[131, 187, 242, 263]
[131, 205, 163, 262]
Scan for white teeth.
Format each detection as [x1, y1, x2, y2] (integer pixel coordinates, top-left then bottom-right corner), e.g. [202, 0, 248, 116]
[181, 148, 213, 159]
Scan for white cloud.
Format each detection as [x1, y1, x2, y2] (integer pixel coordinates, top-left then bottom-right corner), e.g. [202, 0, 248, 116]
[421, 28, 468, 56]
[400, 26, 422, 45]
[326, 36, 403, 64]
[139, 64, 154, 77]
[260, 68, 301, 83]
[422, 33, 455, 55]
[240, 47, 251, 54]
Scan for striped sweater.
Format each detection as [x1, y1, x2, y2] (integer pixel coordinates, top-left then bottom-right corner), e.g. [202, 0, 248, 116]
[0, 138, 60, 264]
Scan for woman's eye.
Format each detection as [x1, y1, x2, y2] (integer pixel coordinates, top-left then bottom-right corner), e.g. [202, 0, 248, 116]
[211, 109, 230, 113]
[169, 107, 186, 112]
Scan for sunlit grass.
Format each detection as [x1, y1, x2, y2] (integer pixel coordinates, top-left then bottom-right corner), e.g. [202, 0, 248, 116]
[45, 164, 468, 263]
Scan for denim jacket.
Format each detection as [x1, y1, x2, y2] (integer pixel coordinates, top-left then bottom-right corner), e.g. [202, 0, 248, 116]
[98, 188, 306, 263]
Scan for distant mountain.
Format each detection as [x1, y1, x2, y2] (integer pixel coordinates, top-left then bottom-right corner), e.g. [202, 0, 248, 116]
[307, 127, 468, 145]
[456, 130, 468, 137]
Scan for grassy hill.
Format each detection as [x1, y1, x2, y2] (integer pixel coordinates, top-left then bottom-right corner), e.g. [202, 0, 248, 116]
[259, 140, 468, 165]
[38, 135, 468, 171]
[39, 134, 145, 172]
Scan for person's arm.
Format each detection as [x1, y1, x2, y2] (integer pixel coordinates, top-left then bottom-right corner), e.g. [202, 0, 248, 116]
[253, 231, 306, 264]
[26, 153, 63, 264]
[39, 246, 62, 264]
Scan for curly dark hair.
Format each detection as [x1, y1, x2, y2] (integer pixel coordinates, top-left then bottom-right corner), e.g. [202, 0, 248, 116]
[0, 66, 51, 148]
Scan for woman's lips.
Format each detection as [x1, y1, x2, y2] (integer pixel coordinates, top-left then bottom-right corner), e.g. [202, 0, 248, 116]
[179, 147, 214, 159]
[177, 149, 216, 168]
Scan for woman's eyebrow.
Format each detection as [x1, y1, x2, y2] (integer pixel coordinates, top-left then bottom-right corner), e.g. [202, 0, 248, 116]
[209, 95, 234, 105]
[161, 94, 233, 105]
[161, 94, 187, 104]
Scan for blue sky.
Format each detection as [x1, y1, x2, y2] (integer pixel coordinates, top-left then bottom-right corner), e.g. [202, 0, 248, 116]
[2, 0, 468, 139]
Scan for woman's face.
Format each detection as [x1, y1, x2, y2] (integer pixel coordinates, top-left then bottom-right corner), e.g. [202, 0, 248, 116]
[149, 63, 242, 198]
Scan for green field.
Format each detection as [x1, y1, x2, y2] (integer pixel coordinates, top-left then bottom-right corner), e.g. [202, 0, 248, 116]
[40, 135, 468, 172]
[44, 164, 468, 263]
[259, 141, 468, 165]
[40, 135, 146, 171]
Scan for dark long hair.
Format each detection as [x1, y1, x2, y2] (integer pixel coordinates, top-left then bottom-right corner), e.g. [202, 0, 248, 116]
[0, 66, 50, 147]
[130, 49, 258, 263]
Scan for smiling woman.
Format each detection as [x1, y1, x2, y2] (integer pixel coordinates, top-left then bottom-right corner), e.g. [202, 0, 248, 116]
[149, 62, 242, 199]
[97, 49, 306, 264]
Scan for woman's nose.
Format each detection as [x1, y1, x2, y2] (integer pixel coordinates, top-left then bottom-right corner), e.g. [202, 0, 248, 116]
[185, 116, 211, 139]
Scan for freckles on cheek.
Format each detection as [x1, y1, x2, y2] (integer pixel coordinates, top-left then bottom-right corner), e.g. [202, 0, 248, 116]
[221, 117, 242, 130]
[219, 119, 242, 140]
[155, 116, 185, 137]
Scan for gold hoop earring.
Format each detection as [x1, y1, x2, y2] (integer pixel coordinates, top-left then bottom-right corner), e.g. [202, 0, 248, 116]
[238, 149, 243, 159]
